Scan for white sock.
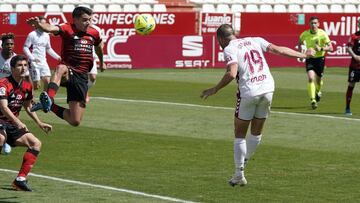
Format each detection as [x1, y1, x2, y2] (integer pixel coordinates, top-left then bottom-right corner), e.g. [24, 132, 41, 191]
[245, 134, 262, 160]
[87, 80, 96, 89]
[234, 138, 246, 177]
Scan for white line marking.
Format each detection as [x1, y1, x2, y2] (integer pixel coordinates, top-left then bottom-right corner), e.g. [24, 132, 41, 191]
[0, 169, 197, 203]
[92, 97, 360, 122]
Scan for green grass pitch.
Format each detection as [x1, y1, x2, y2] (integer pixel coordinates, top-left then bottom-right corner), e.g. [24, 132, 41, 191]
[1, 67, 360, 202]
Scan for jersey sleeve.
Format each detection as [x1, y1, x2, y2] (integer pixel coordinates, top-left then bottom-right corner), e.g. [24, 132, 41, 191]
[23, 33, 33, 48]
[347, 35, 355, 47]
[0, 82, 8, 100]
[252, 37, 271, 52]
[322, 31, 331, 44]
[223, 46, 238, 66]
[93, 31, 102, 47]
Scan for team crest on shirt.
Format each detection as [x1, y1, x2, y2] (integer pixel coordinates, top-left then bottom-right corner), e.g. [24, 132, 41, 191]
[225, 55, 232, 62]
[0, 87, 5, 96]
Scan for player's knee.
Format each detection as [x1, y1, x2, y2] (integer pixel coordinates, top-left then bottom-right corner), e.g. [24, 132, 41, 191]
[32, 139, 42, 151]
[70, 120, 81, 127]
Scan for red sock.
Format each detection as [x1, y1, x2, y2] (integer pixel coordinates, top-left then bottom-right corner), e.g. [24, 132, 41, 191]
[47, 82, 59, 100]
[18, 149, 39, 178]
[346, 86, 354, 109]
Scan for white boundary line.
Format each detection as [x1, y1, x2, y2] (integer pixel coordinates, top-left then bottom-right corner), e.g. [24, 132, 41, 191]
[0, 169, 197, 203]
[92, 97, 360, 122]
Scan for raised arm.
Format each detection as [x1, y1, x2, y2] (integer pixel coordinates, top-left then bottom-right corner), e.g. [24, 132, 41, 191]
[267, 44, 315, 59]
[26, 17, 60, 34]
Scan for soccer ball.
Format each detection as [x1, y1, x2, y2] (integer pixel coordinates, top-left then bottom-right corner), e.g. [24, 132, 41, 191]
[134, 14, 156, 35]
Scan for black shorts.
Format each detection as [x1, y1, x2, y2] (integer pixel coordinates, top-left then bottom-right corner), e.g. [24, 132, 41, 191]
[306, 57, 325, 77]
[66, 69, 88, 105]
[1, 123, 29, 147]
[348, 68, 360, 83]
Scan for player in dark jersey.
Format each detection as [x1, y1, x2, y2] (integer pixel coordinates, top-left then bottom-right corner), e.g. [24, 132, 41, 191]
[26, 6, 105, 126]
[0, 55, 52, 191]
[345, 19, 360, 116]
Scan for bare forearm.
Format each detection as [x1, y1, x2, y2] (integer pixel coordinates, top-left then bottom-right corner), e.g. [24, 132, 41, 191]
[95, 45, 104, 63]
[272, 46, 306, 59]
[214, 72, 235, 92]
[0, 108, 22, 126]
[348, 47, 358, 58]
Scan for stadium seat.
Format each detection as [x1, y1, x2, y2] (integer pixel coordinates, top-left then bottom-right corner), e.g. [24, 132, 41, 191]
[78, 4, 91, 9]
[329, 4, 343, 13]
[31, 4, 46, 12]
[46, 4, 61, 12]
[216, 4, 231, 13]
[93, 4, 107, 12]
[259, 4, 273, 12]
[303, 0, 316, 4]
[138, 4, 152, 12]
[262, 0, 276, 4]
[202, 4, 216, 12]
[302, 4, 315, 13]
[141, 0, 158, 3]
[231, 4, 244, 13]
[274, 0, 290, 4]
[231, 0, 248, 3]
[15, 4, 29, 12]
[315, 4, 329, 13]
[245, 4, 259, 12]
[109, 0, 127, 4]
[107, 4, 122, 12]
[123, 4, 137, 12]
[344, 4, 357, 13]
[288, 4, 301, 13]
[153, 4, 167, 12]
[273, 4, 286, 12]
[62, 4, 75, 12]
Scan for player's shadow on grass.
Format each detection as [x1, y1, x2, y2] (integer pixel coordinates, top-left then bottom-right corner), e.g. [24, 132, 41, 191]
[0, 195, 20, 203]
[271, 106, 308, 110]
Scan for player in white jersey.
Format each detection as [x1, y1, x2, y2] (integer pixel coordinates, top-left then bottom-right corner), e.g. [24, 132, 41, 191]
[0, 33, 17, 154]
[86, 24, 105, 102]
[201, 24, 315, 187]
[23, 16, 61, 91]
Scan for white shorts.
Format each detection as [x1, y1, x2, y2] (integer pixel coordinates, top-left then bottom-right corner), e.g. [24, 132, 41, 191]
[30, 61, 51, 81]
[235, 92, 273, 120]
[89, 60, 98, 75]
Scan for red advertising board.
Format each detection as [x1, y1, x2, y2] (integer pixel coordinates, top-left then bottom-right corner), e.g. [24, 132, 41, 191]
[0, 12, 200, 69]
[200, 13, 233, 35]
[240, 13, 360, 67]
[1, 12, 359, 68]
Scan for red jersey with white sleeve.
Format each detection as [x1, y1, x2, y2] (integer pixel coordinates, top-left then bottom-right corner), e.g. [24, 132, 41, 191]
[348, 31, 360, 70]
[224, 37, 274, 98]
[56, 23, 102, 74]
[0, 76, 33, 123]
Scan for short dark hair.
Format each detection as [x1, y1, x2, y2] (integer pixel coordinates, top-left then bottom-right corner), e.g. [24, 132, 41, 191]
[72, 6, 93, 18]
[10, 55, 27, 68]
[310, 16, 319, 22]
[1, 33, 14, 45]
[216, 24, 234, 40]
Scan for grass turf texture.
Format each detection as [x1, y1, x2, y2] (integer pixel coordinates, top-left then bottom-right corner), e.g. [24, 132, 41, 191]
[1, 68, 359, 202]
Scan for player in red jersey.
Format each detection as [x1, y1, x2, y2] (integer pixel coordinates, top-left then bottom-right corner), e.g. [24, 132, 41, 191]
[0, 55, 52, 191]
[26, 6, 105, 126]
[345, 18, 360, 116]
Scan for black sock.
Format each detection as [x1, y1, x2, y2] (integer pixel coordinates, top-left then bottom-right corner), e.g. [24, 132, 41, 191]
[51, 104, 65, 119]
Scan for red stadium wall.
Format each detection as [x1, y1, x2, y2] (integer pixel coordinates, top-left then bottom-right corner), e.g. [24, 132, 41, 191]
[0, 12, 359, 69]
